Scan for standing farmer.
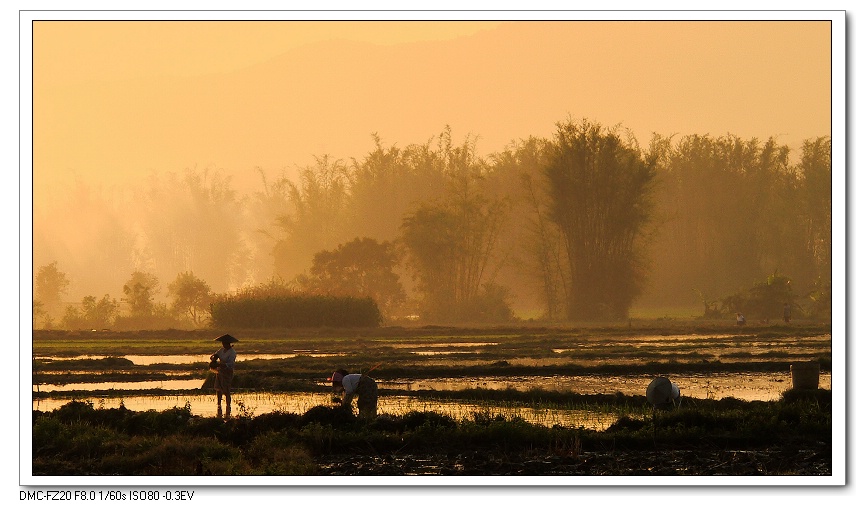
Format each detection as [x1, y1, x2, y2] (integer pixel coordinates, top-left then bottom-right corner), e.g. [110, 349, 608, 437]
[210, 334, 238, 419]
[329, 368, 378, 419]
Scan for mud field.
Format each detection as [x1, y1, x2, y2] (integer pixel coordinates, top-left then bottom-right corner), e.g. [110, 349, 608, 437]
[315, 447, 831, 476]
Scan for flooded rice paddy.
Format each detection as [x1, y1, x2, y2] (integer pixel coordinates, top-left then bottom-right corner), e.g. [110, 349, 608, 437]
[33, 369, 832, 400]
[31, 327, 832, 430]
[31, 392, 624, 430]
[31, 365, 831, 430]
[35, 353, 344, 365]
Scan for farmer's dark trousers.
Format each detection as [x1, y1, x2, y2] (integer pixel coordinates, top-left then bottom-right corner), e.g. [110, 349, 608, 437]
[356, 376, 378, 419]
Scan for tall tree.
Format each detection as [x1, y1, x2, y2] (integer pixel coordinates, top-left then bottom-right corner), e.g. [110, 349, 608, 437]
[346, 134, 415, 241]
[797, 137, 832, 286]
[488, 137, 569, 320]
[401, 173, 510, 322]
[32, 300, 48, 329]
[61, 294, 119, 330]
[168, 271, 214, 327]
[298, 237, 407, 319]
[642, 133, 819, 311]
[34, 262, 70, 319]
[520, 171, 568, 319]
[249, 168, 298, 283]
[122, 271, 160, 318]
[271, 155, 351, 280]
[346, 129, 461, 242]
[545, 118, 656, 320]
[134, 168, 248, 294]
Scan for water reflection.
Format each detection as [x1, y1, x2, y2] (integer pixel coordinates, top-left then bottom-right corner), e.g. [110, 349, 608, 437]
[35, 353, 342, 365]
[31, 393, 620, 430]
[411, 351, 474, 356]
[32, 370, 831, 433]
[34, 379, 204, 392]
[33, 371, 831, 400]
[390, 342, 498, 348]
[385, 372, 831, 402]
[552, 333, 831, 356]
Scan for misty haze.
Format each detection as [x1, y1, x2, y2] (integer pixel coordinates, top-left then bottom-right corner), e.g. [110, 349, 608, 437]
[27, 16, 840, 481]
[32, 123, 831, 329]
[30, 20, 832, 330]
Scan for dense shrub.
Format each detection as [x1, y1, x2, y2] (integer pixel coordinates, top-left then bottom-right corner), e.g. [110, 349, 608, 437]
[210, 294, 382, 328]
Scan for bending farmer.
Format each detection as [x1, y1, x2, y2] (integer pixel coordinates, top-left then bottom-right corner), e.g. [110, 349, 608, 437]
[210, 334, 238, 419]
[329, 368, 378, 419]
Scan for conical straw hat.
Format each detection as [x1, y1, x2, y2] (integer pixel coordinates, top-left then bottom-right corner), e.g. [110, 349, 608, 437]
[214, 334, 239, 343]
[646, 376, 673, 407]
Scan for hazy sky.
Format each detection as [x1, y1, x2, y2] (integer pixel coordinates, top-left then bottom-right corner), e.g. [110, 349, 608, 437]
[31, 18, 831, 201]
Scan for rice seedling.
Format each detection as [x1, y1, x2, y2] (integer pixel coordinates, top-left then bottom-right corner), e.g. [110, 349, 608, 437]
[30, 322, 833, 475]
[31, 386, 831, 476]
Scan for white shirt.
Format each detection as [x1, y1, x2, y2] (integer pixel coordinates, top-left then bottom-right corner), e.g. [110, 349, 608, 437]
[342, 373, 363, 396]
[214, 347, 236, 370]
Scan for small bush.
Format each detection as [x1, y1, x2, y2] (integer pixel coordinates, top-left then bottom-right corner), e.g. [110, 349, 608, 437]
[780, 388, 832, 407]
[245, 433, 318, 475]
[401, 410, 459, 430]
[300, 405, 356, 426]
[606, 415, 647, 432]
[100, 434, 244, 475]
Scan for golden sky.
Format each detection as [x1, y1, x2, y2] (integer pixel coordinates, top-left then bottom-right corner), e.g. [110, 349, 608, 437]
[32, 19, 831, 198]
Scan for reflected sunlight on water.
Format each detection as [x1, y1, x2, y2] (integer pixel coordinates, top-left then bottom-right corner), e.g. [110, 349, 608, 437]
[34, 372, 832, 400]
[35, 353, 343, 365]
[31, 393, 620, 430]
[34, 379, 205, 392]
[383, 371, 831, 401]
[32, 370, 831, 432]
[32, 331, 831, 432]
[389, 342, 498, 348]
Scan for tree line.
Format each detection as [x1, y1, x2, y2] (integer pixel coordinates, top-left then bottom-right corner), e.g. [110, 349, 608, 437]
[33, 265, 213, 330]
[32, 118, 832, 328]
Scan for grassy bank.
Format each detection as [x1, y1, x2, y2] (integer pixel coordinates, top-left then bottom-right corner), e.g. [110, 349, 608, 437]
[32, 389, 831, 476]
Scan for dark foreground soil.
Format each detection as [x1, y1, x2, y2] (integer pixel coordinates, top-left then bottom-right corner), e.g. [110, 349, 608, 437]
[316, 445, 831, 476]
[32, 390, 833, 477]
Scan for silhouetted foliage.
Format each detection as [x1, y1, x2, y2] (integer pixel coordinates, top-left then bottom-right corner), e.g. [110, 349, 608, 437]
[232, 277, 297, 298]
[716, 271, 796, 321]
[115, 271, 185, 330]
[346, 133, 447, 242]
[168, 271, 214, 327]
[488, 137, 568, 320]
[401, 184, 511, 322]
[134, 169, 249, 294]
[60, 294, 119, 330]
[545, 118, 656, 320]
[797, 137, 832, 284]
[33, 122, 832, 327]
[805, 280, 832, 319]
[34, 262, 70, 322]
[645, 133, 830, 315]
[297, 237, 406, 320]
[32, 300, 47, 329]
[121, 271, 160, 318]
[271, 156, 351, 280]
[210, 293, 382, 328]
